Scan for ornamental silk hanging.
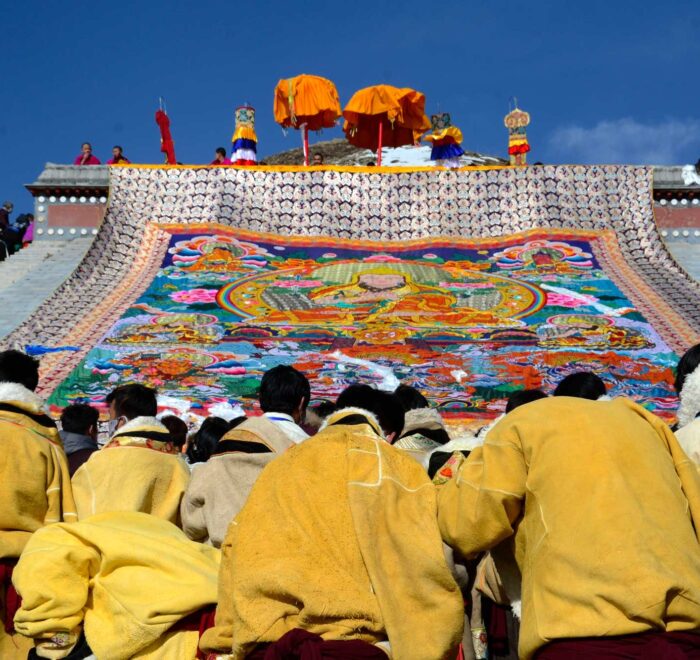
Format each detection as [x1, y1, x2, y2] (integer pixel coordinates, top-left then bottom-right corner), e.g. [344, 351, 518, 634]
[504, 107, 531, 166]
[231, 106, 257, 166]
[423, 113, 465, 168]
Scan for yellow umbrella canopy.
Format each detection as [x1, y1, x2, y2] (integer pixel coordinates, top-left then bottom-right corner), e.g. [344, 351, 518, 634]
[343, 84, 430, 152]
[273, 74, 341, 132]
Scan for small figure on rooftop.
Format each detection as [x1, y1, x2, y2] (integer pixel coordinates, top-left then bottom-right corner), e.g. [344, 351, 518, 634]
[210, 148, 231, 165]
[107, 145, 130, 165]
[74, 142, 101, 165]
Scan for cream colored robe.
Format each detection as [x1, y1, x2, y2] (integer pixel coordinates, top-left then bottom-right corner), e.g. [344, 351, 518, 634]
[181, 416, 294, 547]
[200, 407, 464, 660]
[438, 396, 700, 659]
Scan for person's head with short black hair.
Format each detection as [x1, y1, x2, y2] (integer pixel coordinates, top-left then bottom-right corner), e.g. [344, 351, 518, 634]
[186, 416, 232, 464]
[0, 349, 40, 391]
[675, 344, 700, 394]
[215, 147, 227, 158]
[60, 403, 99, 438]
[311, 399, 336, 419]
[312, 152, 323, 165]
[505, 389, 548, 413]
[105, 383, 158, 423]
[304, 399, 337, 432]
[336, 383, 405, 442]
[161, 415, 188, 448]
[14, 213, 33, 229]
[553, 372, 607, 401]
[394, 383, 430, 411]
[259, 365, 310, 424]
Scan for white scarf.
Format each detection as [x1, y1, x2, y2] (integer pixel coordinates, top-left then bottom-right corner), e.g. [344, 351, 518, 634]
[0, 381, 47, 412]
[678, 366, 700, 429]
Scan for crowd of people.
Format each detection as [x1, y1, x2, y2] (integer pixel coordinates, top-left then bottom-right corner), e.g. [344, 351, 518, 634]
[2, 346, 700, 659]
[72, 142, 327, 167]
[73, 143, 130, 165]
[0, 202, 33, 261]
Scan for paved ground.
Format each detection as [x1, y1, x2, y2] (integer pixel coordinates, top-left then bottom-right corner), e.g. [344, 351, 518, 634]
[0, 236, 698, 341]
[0, 239, 92, 339]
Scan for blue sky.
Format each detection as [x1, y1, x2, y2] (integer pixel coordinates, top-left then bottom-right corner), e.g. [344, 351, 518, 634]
[2, 0, 699, 212]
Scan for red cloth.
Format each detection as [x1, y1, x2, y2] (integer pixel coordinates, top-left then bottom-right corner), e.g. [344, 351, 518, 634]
[73, 154, 101, 165]
[210, 159, 232, 165]
[535, 631, 700, 659]
[486, 600, 510, 655]
[507, 143, 531, 155]
[0, 558, 20, 634]
[155, 109, 177, 164]
[107, 157, 131, 164]
[244, 629, 387, 659]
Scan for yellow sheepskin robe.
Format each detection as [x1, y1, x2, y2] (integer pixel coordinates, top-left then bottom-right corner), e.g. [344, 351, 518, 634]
[71, 416, 190, 524]
[438, 397, 700, 660]
[0, 382, 76, 659]
[12, 512, 220, 660]
[200, 407, 464, 660]
[0, 382, 76, 559]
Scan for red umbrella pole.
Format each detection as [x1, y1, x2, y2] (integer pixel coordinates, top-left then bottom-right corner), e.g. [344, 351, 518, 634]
[302, 123, 309, 166]
[377, 120, 383, 166]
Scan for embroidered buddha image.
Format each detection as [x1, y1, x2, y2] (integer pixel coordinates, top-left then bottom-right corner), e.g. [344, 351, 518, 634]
[291, 269, 509, 326]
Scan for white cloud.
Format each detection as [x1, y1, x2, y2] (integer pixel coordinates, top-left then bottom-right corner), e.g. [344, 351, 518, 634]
[548, 118, 700, 165]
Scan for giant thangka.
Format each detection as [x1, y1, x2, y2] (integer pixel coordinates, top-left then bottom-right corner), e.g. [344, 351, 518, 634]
[6, 165, 700, 430]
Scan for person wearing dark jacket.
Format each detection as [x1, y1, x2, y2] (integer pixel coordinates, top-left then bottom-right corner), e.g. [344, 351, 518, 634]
[0, 201, 19, 259]
[59, 404, 99, 476]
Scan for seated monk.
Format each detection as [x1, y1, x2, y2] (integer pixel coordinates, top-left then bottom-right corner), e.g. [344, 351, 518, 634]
[0, 350, 76, 658]
[12, 512, 220, 660]
[71, 384, 190, 524]
[200, 383, 464, 659]
[438, 396, 700, 659]
[181, 415, 294, 547]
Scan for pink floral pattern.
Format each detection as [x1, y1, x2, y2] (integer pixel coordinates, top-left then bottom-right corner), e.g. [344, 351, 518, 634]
[170, 288, 219, 304]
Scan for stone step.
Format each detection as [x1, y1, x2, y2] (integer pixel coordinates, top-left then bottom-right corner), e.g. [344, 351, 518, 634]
[665, 241, 700, 282]
[0, 238, 93, 339]
[0, 241, 78, 292]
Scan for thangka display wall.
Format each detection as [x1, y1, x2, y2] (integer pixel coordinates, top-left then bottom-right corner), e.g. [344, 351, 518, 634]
[6, 165, 700, 427]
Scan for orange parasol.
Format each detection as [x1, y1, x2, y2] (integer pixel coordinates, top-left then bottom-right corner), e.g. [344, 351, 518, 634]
[343, 85, 430, 165]
[274, 74, 341, 165]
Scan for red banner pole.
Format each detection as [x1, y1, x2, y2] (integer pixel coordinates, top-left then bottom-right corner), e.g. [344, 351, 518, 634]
[377, 119, 383, 166]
